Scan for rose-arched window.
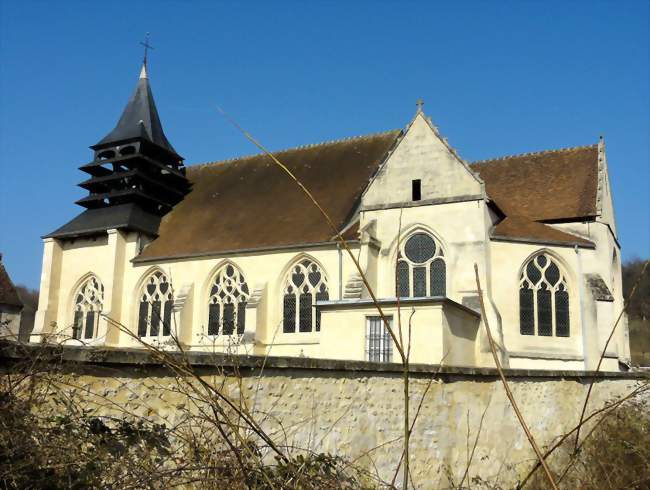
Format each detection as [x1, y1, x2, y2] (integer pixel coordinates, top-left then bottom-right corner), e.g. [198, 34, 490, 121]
[283, 259, 329, 333]
[137, 271, 174, 338]
[72, 276, 104, 340]
[396, 233, 446, 298]
[208, 264, 250, 336]
[519, 253, 570, 337]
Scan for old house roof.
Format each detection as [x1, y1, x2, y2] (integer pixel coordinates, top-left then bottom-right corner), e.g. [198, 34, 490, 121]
[136, 133, 599, 261]
[0, 256, 23, 308]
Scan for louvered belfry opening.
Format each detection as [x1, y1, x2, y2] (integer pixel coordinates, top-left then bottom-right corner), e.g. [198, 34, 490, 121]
[73, 63, 190, 227]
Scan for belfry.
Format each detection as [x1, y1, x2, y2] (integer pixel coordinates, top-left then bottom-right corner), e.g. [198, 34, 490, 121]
[46, 61, 190, 239]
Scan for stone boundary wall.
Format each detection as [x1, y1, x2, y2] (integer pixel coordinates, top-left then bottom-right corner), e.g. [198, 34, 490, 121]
[2, 342, 648, 488]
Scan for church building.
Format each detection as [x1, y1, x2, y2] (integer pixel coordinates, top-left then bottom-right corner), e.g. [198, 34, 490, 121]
[31, 60, 629, 371]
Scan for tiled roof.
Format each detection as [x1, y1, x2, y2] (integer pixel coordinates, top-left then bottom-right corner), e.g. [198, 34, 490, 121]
[137, 131, 401, 260]
[0, 258, 23, 308]
[135, 132, 601, 261]
[471, 145, 599, 221]
[491, 216, 594, 248]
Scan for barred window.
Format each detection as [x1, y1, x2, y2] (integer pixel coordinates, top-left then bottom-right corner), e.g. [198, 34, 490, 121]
[396, 232, 446, 298]
[519, 254, 570, 337]
[207, 264, 250, 336]
[138, 271, 174, 339]
[72, 276, 104, 340]
[366, 316, 393, 362]
[283, 259, 328, 333]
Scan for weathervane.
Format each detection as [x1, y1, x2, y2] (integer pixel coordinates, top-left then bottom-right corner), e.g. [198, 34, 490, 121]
[140, 32, 154, 66]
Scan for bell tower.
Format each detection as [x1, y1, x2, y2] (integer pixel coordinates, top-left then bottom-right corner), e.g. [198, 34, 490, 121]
[46, 60, 190, 239]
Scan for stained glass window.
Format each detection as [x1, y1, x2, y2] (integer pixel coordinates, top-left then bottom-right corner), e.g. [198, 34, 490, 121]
[283, 259, 328, 333]
[519, 253, 570, 337]
[396, 233, 446, 298]
[207, 264, 250, 336]
[138, 271, 174, 339]
[72, 276, 104, 340]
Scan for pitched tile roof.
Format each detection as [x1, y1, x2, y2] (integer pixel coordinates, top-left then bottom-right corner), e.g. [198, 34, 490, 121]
[0, 257, 23, 308]
[491, 216, 594, 248]
[137, 131, 401, 261]
[470, 145, 599, 247]
[470, 145, 599, 221]
[135, 132, 600, 261]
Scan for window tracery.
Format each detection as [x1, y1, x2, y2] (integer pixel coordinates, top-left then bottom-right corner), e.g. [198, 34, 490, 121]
[73, 276, 104, 340]
[207, 264, 250, 336]
[396, 232, 446, 298]
[283, 259, 329, 333]
[519, 253, 570, 337]
[138, 271, 174, 339]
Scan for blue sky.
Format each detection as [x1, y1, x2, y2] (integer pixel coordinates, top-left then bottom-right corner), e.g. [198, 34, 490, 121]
[1, 1, 648, 288]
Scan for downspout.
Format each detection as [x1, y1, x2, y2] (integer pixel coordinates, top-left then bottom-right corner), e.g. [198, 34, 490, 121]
[337, 242, 343, 300]
[575, 244, 589, 369]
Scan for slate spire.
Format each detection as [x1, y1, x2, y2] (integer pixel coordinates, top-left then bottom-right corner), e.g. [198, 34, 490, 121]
[93, 62, 178, 156]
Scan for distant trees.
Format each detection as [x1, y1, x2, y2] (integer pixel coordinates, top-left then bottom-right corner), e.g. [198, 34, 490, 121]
[622, 259, 649, 321]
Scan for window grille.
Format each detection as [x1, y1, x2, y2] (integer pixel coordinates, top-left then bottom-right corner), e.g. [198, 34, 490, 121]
[519, 253, 570, 337]
[138, 271, 174, 339]
[366, 316, 393, 362]
[207, 264, 250, 336]
[283, 259, 328, 333]
[396, 233, 446, 298]
[72, 276, 104, 340]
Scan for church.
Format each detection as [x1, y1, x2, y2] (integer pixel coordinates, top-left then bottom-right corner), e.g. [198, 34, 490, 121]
[30, 60, 629, 372]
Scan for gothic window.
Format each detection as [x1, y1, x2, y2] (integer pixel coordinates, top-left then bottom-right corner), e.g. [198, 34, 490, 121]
[72, 276, 104, 340]
[138, 271, 174, 339]
[396, 232, 446, 298]
[207, 264, 250, 336]
[519, 254, 570, 337]
[366, 316, 393, 362]
[283, 259, 329, 333]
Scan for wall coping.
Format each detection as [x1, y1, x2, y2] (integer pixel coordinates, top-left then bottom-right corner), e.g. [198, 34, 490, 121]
[2, 341, 648, 380]
[317, 296, 481, 318]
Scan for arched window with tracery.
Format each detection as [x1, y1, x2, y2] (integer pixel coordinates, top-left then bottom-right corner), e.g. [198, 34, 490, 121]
[72, 276, 104, 340]
[396, 232, 446, 298]
[137, 271, 174, 339]
[207, 264, 250, 336]
[519, 253, 570, 337]
[283, 259, 329, 333]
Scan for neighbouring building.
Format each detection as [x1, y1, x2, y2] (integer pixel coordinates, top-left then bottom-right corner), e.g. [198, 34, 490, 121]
[0, 254, 23, 339]
[31, 60, 629, 371]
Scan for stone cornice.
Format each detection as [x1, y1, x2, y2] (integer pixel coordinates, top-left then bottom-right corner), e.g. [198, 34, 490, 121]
[1, 341, 647, 380]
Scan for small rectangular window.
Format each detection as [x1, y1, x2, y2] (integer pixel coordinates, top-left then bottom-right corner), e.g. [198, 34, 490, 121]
[366, 316, 393, 362]
[412, 179, 422, 201]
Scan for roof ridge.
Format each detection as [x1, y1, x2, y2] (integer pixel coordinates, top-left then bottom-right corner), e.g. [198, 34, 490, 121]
[471, 143, 598, 165]
[189, 129, 401, 169]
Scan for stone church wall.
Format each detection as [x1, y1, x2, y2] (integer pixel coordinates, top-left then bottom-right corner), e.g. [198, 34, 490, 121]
[2, 343, 646, 488]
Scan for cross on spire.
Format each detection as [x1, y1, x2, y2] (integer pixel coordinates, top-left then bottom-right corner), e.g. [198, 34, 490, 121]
[140, 32, 154, 66]
[416, 98, 424, 113]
